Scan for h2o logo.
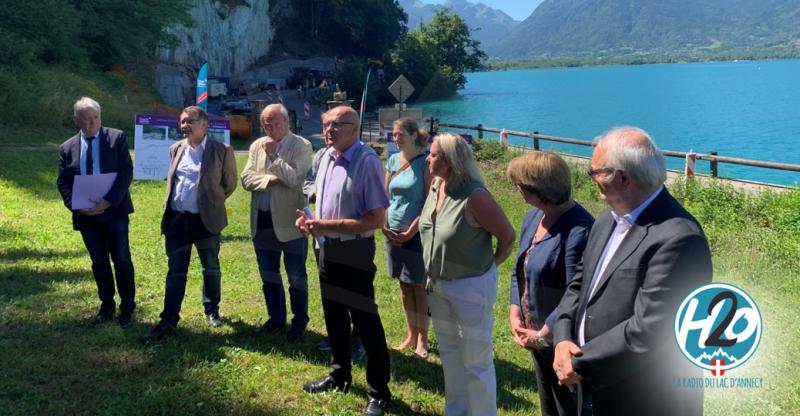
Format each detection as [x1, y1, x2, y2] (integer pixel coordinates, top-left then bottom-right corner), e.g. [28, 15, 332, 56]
[674, 283, 762, 373]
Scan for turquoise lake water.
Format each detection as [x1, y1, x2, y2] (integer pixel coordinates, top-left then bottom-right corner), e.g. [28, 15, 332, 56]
[422, 60, 800, 186]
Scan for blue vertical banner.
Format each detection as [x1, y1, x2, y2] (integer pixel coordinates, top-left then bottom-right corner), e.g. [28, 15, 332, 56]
[196, 63, 208, 111]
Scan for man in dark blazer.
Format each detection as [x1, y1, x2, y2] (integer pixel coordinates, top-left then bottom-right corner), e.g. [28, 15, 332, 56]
[140, 106, 237, 343]
[552, 127, 713, 416]
[57, 96, 136, 328]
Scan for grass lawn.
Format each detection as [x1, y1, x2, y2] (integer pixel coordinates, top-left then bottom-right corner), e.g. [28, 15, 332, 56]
[1, 133, 798, 415]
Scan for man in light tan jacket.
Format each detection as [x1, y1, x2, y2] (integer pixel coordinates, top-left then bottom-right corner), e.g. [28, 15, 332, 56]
[242, 104, 313, 342]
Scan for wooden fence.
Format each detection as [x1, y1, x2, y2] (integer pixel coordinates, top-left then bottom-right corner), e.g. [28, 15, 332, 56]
[429, 119, 800, 188]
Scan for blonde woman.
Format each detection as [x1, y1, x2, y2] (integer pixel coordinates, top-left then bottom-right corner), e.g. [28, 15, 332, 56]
[419, 133, 515, 416]
[383, 118, 432, 358]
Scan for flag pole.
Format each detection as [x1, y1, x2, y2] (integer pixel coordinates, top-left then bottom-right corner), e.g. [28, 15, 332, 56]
[358, 67, 372, 140]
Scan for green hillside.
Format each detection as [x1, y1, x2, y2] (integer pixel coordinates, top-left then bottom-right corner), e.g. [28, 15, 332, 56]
[490, 0, 800, 60]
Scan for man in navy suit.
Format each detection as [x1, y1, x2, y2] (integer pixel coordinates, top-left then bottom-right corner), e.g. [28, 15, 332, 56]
[57, 96, 136, 328]
[553, 127, 712, 416]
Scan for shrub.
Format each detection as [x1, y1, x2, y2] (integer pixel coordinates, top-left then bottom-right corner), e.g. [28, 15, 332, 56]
[472, 138, 506, 162]
[671, 179, 800, 272]
[0, 67, 157, 140]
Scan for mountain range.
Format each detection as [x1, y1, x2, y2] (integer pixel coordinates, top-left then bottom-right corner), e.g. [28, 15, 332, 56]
[489, 0, 800, 59]
[398, 0, 521, 49]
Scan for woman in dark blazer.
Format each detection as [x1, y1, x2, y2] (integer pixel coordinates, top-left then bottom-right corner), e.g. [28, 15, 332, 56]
[506, 152, 594, 416]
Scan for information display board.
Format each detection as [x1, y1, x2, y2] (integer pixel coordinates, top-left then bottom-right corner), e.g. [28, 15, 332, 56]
[133, 114, 230, 180]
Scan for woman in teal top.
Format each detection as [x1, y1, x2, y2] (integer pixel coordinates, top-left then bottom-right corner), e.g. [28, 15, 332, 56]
[419, 133, 515, 415]
[383, 117, 432, 359]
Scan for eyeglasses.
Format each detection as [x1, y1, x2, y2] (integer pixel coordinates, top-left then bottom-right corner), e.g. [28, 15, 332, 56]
[181, 118, 201, 125]
[322, 120, 355, 129]
[587, 167, 616, 178]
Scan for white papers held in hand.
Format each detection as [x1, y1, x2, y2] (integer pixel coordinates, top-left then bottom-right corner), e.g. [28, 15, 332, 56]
[71, 173, 117, 209]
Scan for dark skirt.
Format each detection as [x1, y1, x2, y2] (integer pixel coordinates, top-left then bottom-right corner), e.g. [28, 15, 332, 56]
[386, 232, 425, 284]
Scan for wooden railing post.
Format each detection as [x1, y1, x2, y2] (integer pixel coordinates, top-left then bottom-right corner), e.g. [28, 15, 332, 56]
[710, 151, 719, 178]
[477, 124, 483, 139]
[533, 131, 540, 151]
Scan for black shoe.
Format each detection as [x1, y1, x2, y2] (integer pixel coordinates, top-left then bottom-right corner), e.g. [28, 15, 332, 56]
[139, 322, 174, 344]
[362, 398, 389, 416]
[206, 312, 223, 327]
[256, 319, 286, 334]
[303, 375, 350, 394]
[91, 305, 115, 326]
[118, 310, 133, 329]
[287, 324, 306, 342]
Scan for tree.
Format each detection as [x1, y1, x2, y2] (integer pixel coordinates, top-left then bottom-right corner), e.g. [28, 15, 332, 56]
[389, 33, 438, 101]
[295, 0, 408, 60]
[72, 0, 193, 69]
[355, 0, 408, 59]
[387, 8, 486, 100]
[0, 0, 192, 70]
[0, 0, 83, 67]
[417, 8, 486, 89]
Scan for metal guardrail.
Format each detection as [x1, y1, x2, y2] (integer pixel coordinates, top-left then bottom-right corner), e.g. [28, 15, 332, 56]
[428, 119, 800, 185]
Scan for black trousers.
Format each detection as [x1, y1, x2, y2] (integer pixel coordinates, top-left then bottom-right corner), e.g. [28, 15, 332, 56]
[590, 365, 703, 416]
[160, 211, 221, 327]
[78, 214, 135, 312]
[532, 348, 586, 416]
[313, 241, 361, 342]
[318, 237, 391, 401]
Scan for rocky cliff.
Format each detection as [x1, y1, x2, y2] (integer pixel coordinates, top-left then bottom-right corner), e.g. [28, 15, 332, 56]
[155, 0, 275, 108]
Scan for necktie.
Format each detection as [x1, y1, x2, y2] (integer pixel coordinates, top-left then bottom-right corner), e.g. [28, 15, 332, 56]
[85, 136, 95, 175]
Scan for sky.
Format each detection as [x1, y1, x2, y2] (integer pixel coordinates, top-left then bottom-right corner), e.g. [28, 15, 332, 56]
[425, 0, 543, 21]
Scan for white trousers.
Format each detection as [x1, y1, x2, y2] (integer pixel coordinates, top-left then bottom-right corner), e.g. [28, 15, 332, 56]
[428, 264, 498, 416]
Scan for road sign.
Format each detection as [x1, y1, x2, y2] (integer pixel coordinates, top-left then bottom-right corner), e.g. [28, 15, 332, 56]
[388, 75, 415, 103]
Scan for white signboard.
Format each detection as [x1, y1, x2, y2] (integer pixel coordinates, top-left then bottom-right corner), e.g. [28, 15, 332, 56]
[133, 114, 230, 180]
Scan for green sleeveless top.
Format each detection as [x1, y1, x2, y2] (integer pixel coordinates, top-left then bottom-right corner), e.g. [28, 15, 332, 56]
[419, 177, 494, 281]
